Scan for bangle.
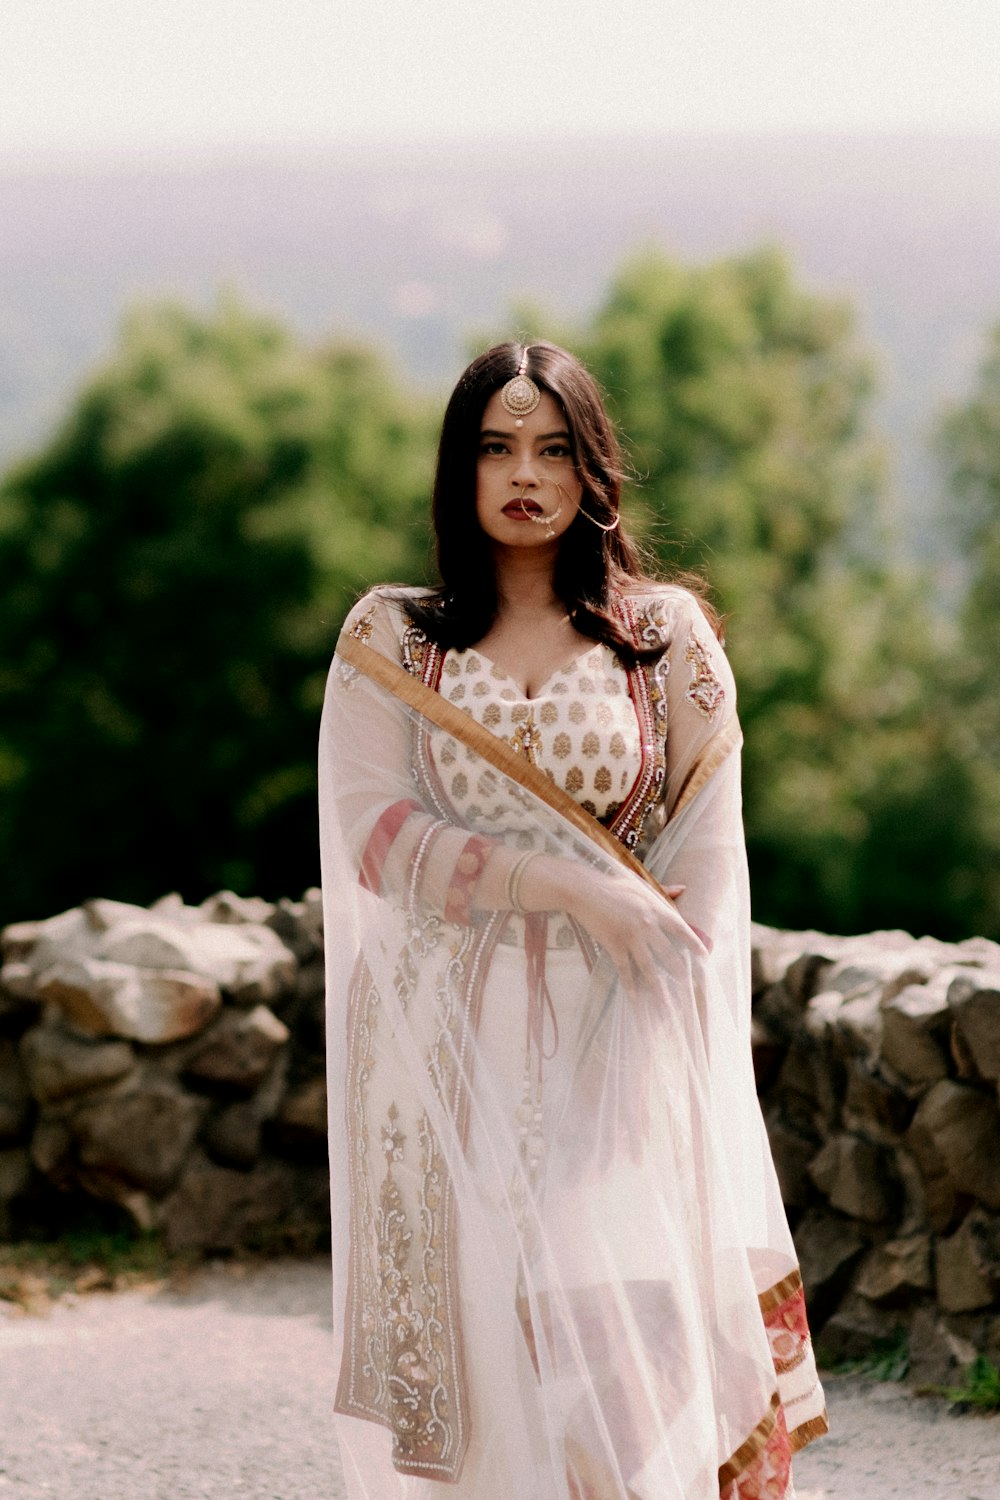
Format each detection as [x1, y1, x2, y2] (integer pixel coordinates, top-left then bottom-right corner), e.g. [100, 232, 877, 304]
[505, 852, 536, 915]
[444, 834, 490, 925]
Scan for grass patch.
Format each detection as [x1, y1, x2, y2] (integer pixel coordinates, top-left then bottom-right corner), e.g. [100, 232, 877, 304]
[940, 1356, 1000, 1413]
[0, 1229, 187, 1311]
[819, 1326, 909, 1382]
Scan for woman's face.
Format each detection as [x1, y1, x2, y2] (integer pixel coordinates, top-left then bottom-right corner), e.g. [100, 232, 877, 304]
[475, 388, 583, 550]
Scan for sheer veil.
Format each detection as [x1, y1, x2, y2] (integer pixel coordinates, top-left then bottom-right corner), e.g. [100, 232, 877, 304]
[320, 589, 826, 1499]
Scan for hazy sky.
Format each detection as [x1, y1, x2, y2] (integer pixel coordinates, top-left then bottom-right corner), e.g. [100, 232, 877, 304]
[1, 0, 999, 156]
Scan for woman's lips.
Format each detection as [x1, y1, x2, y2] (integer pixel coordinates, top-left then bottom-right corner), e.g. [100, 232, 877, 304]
[502, 499, 542, 516]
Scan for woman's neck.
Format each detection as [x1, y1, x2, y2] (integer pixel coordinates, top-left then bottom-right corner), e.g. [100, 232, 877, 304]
[492, 545, 563, 619]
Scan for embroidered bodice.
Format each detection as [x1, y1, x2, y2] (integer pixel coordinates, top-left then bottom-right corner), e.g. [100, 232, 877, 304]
[438, 643, 642, 825]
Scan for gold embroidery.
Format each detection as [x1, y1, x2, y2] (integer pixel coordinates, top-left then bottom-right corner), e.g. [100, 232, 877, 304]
[510, 718, 543, 764]
[565, 766, 584, 793]
[553, 732, 572, 758]
[684, 631, 725, 719]
[351, 606, 376, 642]
[539, 701, 559, 725]
[605, 598, 669, 852]
[594, 766, 612, 794]
[482, 703, 501, 728]
[401, 624, 431, 679]
[581, 731, 600, 758]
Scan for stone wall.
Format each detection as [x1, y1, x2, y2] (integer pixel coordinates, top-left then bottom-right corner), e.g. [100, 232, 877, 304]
[2, 896, 999, 1376]
[752, 922, 1000, 1382]
[0, 892, 329, 1254]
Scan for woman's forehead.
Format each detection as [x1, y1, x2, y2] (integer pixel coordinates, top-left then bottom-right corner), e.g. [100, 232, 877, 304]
[480, 388, 568, 432]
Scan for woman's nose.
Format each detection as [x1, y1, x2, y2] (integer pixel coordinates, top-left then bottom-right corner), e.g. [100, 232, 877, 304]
[511, 454, 539, 487]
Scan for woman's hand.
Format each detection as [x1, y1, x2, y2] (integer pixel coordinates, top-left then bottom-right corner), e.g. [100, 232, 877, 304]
[520, 857, 708, 998]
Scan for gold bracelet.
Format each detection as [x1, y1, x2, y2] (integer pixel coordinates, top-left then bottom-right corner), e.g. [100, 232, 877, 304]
[505, 851, 536, 915]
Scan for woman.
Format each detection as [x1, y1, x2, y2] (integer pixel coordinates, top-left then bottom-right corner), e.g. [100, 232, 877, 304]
[319, 341, 827, 1499]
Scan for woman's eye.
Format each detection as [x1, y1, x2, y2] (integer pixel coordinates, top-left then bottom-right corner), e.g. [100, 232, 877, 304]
[542, 443, 573, 458]
[479, 441, 508, 456]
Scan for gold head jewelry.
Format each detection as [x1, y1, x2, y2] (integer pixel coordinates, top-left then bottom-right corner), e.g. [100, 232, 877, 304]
[500, 347, 541, 427]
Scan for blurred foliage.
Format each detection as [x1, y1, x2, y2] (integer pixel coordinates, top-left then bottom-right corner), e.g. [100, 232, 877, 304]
[582, 248, 990, 937]
[0, 257, 996, 938]
[937, 324, 1000, 930]
[0, 298, 435, 919]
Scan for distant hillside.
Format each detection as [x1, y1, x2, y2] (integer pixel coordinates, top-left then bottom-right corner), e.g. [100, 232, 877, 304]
[2, 133, 999, 558]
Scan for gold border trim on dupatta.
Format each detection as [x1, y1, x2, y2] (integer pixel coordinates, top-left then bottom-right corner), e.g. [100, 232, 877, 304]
[757, 1267, 804, 1315]
[671, 719, 743, 821]
[789, 1412, 830, 1454]
[338, 634, 737, 898]
[718, 1389, 781, 1489]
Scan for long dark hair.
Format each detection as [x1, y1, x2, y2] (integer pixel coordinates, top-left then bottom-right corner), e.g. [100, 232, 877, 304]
[404, 341, 710, 663]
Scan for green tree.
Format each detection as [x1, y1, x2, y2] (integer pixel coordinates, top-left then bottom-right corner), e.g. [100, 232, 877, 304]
[583, 248, 986, 936]
[938, 324, 1000, 930]
[0, 298, 434, 922]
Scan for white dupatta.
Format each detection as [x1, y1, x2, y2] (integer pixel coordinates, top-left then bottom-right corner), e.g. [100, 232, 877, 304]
[319, 589, 826, 1500]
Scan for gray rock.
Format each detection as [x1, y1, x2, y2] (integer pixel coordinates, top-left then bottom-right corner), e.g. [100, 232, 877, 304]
[202, 1102, 264, 1168]
[200, 890, 277, 925]
[30, 1112, 76, 1187]
[98, 918, 296, 1005]
[762, 1113, 819, 1208]
[774, 1022, 845, 1131]
[832, 988, 885, 1062]
[962, 1208, 1000, 1294]
[809, 1133, 897, 1222]
[2, 905, 94, 967]
[855, 1234, 933, 1303]
[81, 897, 154, 933]
[35, 958, 221, 1043]
[202, 1051, 291, 1166]
[183, 1005, 289, 1092]
[1, 919, 46, 963]
[0, 959, 40, 1001]
[948, 971, 1000, 1080]
[816, 1291, 906, 1364]
[936, 1216, 997, 1313]
[907, 1305, 979, 1387]
[881, 981, 952, 1084]
[275, 1077, 328, 1147]
[907, 1079, 1000, 1214]
[0, 1145, 32, 1204]
[72, 1077, 205, 1195]
[784, 951, 838, 1006]
[842, 1062, 914, 1143]
[792, 1207, 868, 1318]
[270, 898, 325, 966]
[0, 1038, 31, 1139]
[159, 1153, 294, 1252]
[20, 1025, 135, 1105]
[803, 988, 844, 1042]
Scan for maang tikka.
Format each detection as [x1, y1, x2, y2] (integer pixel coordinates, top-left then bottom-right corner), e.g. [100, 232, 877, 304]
[500, 347, 541, 427]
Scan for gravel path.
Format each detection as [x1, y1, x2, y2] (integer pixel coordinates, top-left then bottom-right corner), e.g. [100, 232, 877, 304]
[1, 1259, 997, 1499]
